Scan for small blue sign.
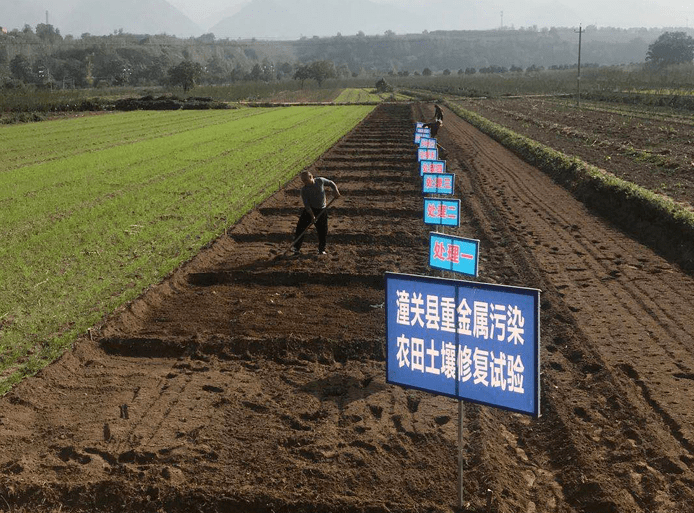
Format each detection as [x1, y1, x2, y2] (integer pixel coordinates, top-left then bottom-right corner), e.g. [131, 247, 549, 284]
[418, 148, 438, 161]
[419, 137, 437, 149]
[429, 232, 479, 276]
[423, 173, 455, 195]
[423, 198, 460, 227]
[419, 160, 446, 176]
[385, 272, 541, 417]
[414, 130, 431, 144]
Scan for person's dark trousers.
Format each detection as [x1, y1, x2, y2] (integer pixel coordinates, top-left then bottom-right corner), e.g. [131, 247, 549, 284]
[293, 207, 328, 252]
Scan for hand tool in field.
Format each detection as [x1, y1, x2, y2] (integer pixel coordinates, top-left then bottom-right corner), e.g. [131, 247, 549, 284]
[277, 196, 338, 259]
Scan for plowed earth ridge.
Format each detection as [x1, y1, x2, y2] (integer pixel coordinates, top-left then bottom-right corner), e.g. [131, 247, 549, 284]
[0, 103, 693, 513]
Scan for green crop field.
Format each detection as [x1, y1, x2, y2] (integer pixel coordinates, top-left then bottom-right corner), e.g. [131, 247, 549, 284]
[0, 105, 374, 394]
[334, 88, 381, 103]
[334, 88, 411, 103]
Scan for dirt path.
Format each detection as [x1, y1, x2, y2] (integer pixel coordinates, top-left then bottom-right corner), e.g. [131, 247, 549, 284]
[1, 103, 694, 513]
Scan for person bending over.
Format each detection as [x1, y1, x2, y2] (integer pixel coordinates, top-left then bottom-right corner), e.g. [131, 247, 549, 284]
[423, 118, 443, 137]
[292, 171, 340, 255]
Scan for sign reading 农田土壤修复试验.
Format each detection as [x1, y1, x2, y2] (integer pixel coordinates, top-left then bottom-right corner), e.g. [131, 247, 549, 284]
[385, 272, 541, 417]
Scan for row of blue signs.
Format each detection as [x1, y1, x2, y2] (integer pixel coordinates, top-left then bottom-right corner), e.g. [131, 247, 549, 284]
[384, 119, 541, 417]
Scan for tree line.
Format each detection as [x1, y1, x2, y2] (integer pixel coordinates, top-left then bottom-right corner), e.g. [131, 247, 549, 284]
[1, 23, 692, 91]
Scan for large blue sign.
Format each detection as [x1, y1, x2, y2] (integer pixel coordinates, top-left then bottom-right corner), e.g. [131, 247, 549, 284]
[429, 233, 479, 276]
[419, 159, 446, 176]
[423, 198, 460, 227]
[385, 272, 541, 417]
[423, 173, 455, 195]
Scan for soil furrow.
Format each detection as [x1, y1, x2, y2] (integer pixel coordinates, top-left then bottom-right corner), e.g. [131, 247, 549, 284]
[2, 102, 694, 513]
[435, 102, 694, 511]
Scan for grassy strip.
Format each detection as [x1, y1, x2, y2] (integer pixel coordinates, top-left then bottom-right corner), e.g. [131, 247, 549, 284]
[334, 88, 383, 104]
[333, 88, 411, 103]
[443, 100, 694, 271]
[0, 105, 374, 394]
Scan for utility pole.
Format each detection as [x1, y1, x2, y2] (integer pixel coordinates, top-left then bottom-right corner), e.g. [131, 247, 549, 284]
[575, 24, 583, 108]
[500, 11, 504, 29]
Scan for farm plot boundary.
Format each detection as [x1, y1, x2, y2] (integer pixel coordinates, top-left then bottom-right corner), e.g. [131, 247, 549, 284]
[0, 105, 374, 394]
[443, 99, 694, 272]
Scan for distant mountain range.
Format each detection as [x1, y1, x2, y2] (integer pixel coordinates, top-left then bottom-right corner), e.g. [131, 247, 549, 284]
[209, 0, 421, 40]
[2, 0, 690, 40]
[3, 0, 202, 37]
[62, 0, 202, 37]
[3, 0, 439, 39]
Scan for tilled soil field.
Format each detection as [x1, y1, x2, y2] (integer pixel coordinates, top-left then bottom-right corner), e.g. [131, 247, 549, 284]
[454, 96, 694, 208]
[1, 103, 694, 513]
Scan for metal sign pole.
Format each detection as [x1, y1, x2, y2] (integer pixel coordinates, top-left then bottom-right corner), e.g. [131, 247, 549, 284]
[458, 400, 464, 510]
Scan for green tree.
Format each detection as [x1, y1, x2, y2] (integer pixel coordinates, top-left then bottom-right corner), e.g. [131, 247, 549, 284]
[375, 77, 392, 93]
[293, 64, 311, 88]
[308, 60, 336, 86]
[168, 60, 204, 93]
[336, 63, 351, 78]
[293, 60, 336, 87]
[10, 54, 34, 83]
[248, 63, 263, 81]
[646, 31, 694, 69]
[206, 56, 231, 84]
[94, 54, 130, 85]
[35, 23, 62, 43]
[422, 67, 432, 76]
[278, 62, 294, 75]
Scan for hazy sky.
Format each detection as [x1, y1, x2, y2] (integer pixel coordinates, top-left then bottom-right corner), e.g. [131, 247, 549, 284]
[167, 0, 694, 32]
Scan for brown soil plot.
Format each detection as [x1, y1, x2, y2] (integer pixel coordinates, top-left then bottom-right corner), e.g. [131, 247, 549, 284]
[1, 103, 694, 513]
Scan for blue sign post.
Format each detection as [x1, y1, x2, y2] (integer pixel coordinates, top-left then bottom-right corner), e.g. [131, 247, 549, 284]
[418, 148, 438, 161]
[423, 198, 461, 227]
[414, 128, 431, 144]
[385, 272, 541, 417]
[423, 173, 455, 195]
[429, 233, 479, 276]
[419, 137, 437, 149]
[419, 159, 446, 176]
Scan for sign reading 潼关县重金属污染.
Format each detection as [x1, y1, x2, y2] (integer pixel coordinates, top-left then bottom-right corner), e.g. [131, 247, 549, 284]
[422, 172, 454, 195]
[385, 272, 541, 417]
[429, 232, 478, 276]
[423, 198, 460, 227]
